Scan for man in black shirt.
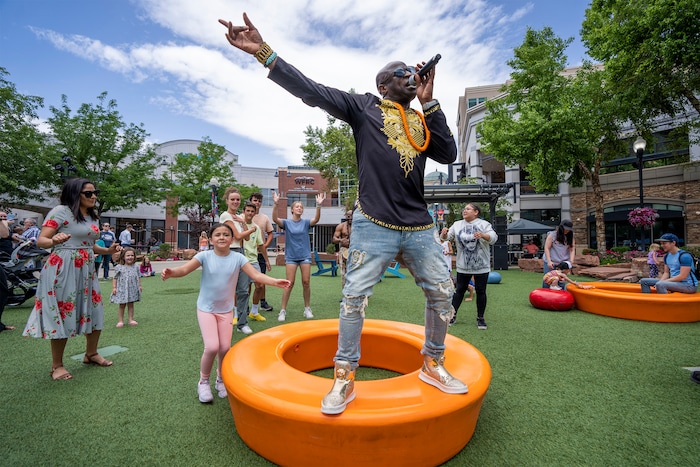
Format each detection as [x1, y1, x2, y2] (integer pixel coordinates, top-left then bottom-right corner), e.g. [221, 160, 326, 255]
[220, 13, 466, 415]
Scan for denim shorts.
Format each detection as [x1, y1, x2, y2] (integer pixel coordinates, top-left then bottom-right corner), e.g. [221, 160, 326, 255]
[286, 258, 312, 265]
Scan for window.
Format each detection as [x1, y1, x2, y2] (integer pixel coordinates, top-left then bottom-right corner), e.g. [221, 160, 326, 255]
[467, 97, 486, 108]
[287, 194, 316, 207]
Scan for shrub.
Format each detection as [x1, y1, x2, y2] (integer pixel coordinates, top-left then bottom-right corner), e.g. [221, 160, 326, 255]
[325, 243, 337, 255]
[589, 249, 646, 265]
[157, 243, 172, 259]
[684, 245, 700, 258]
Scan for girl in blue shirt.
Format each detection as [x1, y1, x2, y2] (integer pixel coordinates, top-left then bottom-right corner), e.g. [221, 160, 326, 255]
[161, 223, 290, 404]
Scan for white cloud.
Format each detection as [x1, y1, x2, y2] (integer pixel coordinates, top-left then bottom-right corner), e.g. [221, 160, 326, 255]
[30, 0, 526, 168]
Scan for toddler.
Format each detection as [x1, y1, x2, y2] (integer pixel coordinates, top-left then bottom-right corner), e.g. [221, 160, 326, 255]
[111, 248, 142, 327]
[647, 243, 661, 278]
[543, 261, 593, 290]
[463, 279, 475, 302]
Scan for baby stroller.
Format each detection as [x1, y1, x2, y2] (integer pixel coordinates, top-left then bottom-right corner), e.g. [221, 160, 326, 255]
[0, 240, 50, 307]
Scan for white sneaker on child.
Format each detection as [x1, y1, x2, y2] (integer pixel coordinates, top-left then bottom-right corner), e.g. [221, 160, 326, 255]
[278, 310, 286, 322]
[303, 307, 314, 319]
[215, 378, 227, 398]
[198, 380, 213, 403]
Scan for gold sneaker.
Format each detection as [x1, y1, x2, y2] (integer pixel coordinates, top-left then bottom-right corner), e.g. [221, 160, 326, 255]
[418, 354, 468, 394]
[321, 361, 356, 415]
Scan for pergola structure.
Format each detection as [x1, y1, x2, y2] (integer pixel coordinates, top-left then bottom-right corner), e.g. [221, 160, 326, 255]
[423, 183, 515, 221]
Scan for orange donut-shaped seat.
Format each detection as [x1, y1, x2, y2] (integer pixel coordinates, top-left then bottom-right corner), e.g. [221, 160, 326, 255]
[567, 282, 700, 322]
[221, 319, 491, 467]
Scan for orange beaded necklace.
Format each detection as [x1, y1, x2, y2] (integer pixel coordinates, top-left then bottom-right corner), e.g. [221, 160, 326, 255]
[392, 102, 431, 152]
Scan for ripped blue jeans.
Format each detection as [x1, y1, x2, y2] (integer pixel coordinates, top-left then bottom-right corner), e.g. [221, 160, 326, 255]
[336, 212, 455, 369]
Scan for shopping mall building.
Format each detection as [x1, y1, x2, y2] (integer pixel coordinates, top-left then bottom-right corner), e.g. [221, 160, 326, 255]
[456, 78, 700, 250]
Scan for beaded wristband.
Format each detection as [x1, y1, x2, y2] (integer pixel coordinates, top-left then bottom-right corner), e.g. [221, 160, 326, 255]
[254, 42, 274, 66]
[264, 51, 277, 68]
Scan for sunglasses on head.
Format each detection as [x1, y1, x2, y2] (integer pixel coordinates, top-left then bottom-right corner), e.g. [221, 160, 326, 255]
[81, 190, 101, 198]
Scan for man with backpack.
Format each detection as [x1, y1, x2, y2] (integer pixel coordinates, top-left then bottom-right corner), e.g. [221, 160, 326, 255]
[640, 233, 697, 294]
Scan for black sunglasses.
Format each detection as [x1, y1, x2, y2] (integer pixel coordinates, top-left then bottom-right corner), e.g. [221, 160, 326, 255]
[392, 66, 416, 78]
[81, 190, 101, 198]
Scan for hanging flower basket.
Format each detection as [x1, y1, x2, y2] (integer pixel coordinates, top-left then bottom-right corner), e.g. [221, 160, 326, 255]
[628, 207, 658, 228]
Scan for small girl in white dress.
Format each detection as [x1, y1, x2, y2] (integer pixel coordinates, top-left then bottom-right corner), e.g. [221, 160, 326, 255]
[111, 247, 142, 327]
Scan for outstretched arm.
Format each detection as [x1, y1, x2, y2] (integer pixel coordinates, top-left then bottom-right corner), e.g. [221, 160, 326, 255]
[563, 273, 594, 289]
[161, 258, 202, 280]
[241, 262, 290, 289]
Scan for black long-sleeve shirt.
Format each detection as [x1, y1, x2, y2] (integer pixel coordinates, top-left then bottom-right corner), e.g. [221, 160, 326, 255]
[269, 58, 457, 230]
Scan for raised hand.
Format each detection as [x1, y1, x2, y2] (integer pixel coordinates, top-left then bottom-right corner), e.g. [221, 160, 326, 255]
[218, 13, 264, 54]
[413, 61, 435, 103]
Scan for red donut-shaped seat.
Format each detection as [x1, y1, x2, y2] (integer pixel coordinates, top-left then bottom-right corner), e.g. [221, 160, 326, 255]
[529, 288, 575, 311]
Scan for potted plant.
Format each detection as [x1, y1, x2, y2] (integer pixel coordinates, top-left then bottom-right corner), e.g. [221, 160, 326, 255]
[627, 207, 658, 228]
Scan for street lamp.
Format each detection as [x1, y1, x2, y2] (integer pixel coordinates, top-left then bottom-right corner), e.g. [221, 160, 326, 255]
[633, 135, 647, 250]
[209, 176, 220, 224]
[53, 155, 77, 183]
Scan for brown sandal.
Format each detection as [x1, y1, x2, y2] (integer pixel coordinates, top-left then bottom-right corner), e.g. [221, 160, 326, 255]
[83, 353, 113, 367]
[51, 366, 73, 380]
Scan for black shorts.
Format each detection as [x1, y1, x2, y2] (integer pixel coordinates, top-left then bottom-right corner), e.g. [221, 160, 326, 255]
[258, 253, 267, 274]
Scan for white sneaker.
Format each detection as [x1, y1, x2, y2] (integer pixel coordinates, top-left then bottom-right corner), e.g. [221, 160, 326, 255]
[237, 325, 253, 335]
[278, 310, 286, 322]
[303, 307, 314, 319]
[215, 378, 227, 398]
[198, 380, 213, 403]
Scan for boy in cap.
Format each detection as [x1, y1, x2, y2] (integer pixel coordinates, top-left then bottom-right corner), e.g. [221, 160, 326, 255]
[640, 233, 697, 294]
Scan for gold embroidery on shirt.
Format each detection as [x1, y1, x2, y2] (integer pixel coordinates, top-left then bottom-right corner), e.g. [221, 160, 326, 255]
[357, 201, 435, 231]
[378, 100, 425, 178]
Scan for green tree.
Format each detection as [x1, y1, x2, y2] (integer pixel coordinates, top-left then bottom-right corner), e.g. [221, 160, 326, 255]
[47, 92, 168, 217]
[478, 27, 627, 253]
[582, 0, 700, 132]
[165, 137, 257, 226]
[0, 67, 53, 204]
[301, 114, 358, 210]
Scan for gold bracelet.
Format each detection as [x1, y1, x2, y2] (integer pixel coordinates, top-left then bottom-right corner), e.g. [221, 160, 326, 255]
[254, 42, 274, 65]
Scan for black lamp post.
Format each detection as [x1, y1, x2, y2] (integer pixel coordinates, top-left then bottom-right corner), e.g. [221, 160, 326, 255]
[633, 136, 647, 250]
[209, 176, 219, 226]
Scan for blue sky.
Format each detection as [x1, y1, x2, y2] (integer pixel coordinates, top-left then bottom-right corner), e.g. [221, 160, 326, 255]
[0, 0, 591, 172]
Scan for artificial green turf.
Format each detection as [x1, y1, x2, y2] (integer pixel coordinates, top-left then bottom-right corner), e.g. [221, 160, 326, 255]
[2, 267, 699, 466]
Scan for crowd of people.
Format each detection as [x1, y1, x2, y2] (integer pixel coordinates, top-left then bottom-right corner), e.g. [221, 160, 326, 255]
[2, 12, 698, 414]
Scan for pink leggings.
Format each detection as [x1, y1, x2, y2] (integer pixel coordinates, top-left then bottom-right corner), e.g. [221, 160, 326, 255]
[197, 309, 233, 380]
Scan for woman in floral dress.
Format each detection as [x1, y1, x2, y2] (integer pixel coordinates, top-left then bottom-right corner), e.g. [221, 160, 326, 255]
[23, 178, 120, 380]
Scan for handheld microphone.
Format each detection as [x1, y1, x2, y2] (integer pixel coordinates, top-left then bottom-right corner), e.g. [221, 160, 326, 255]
[408, 54, 442, 86]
